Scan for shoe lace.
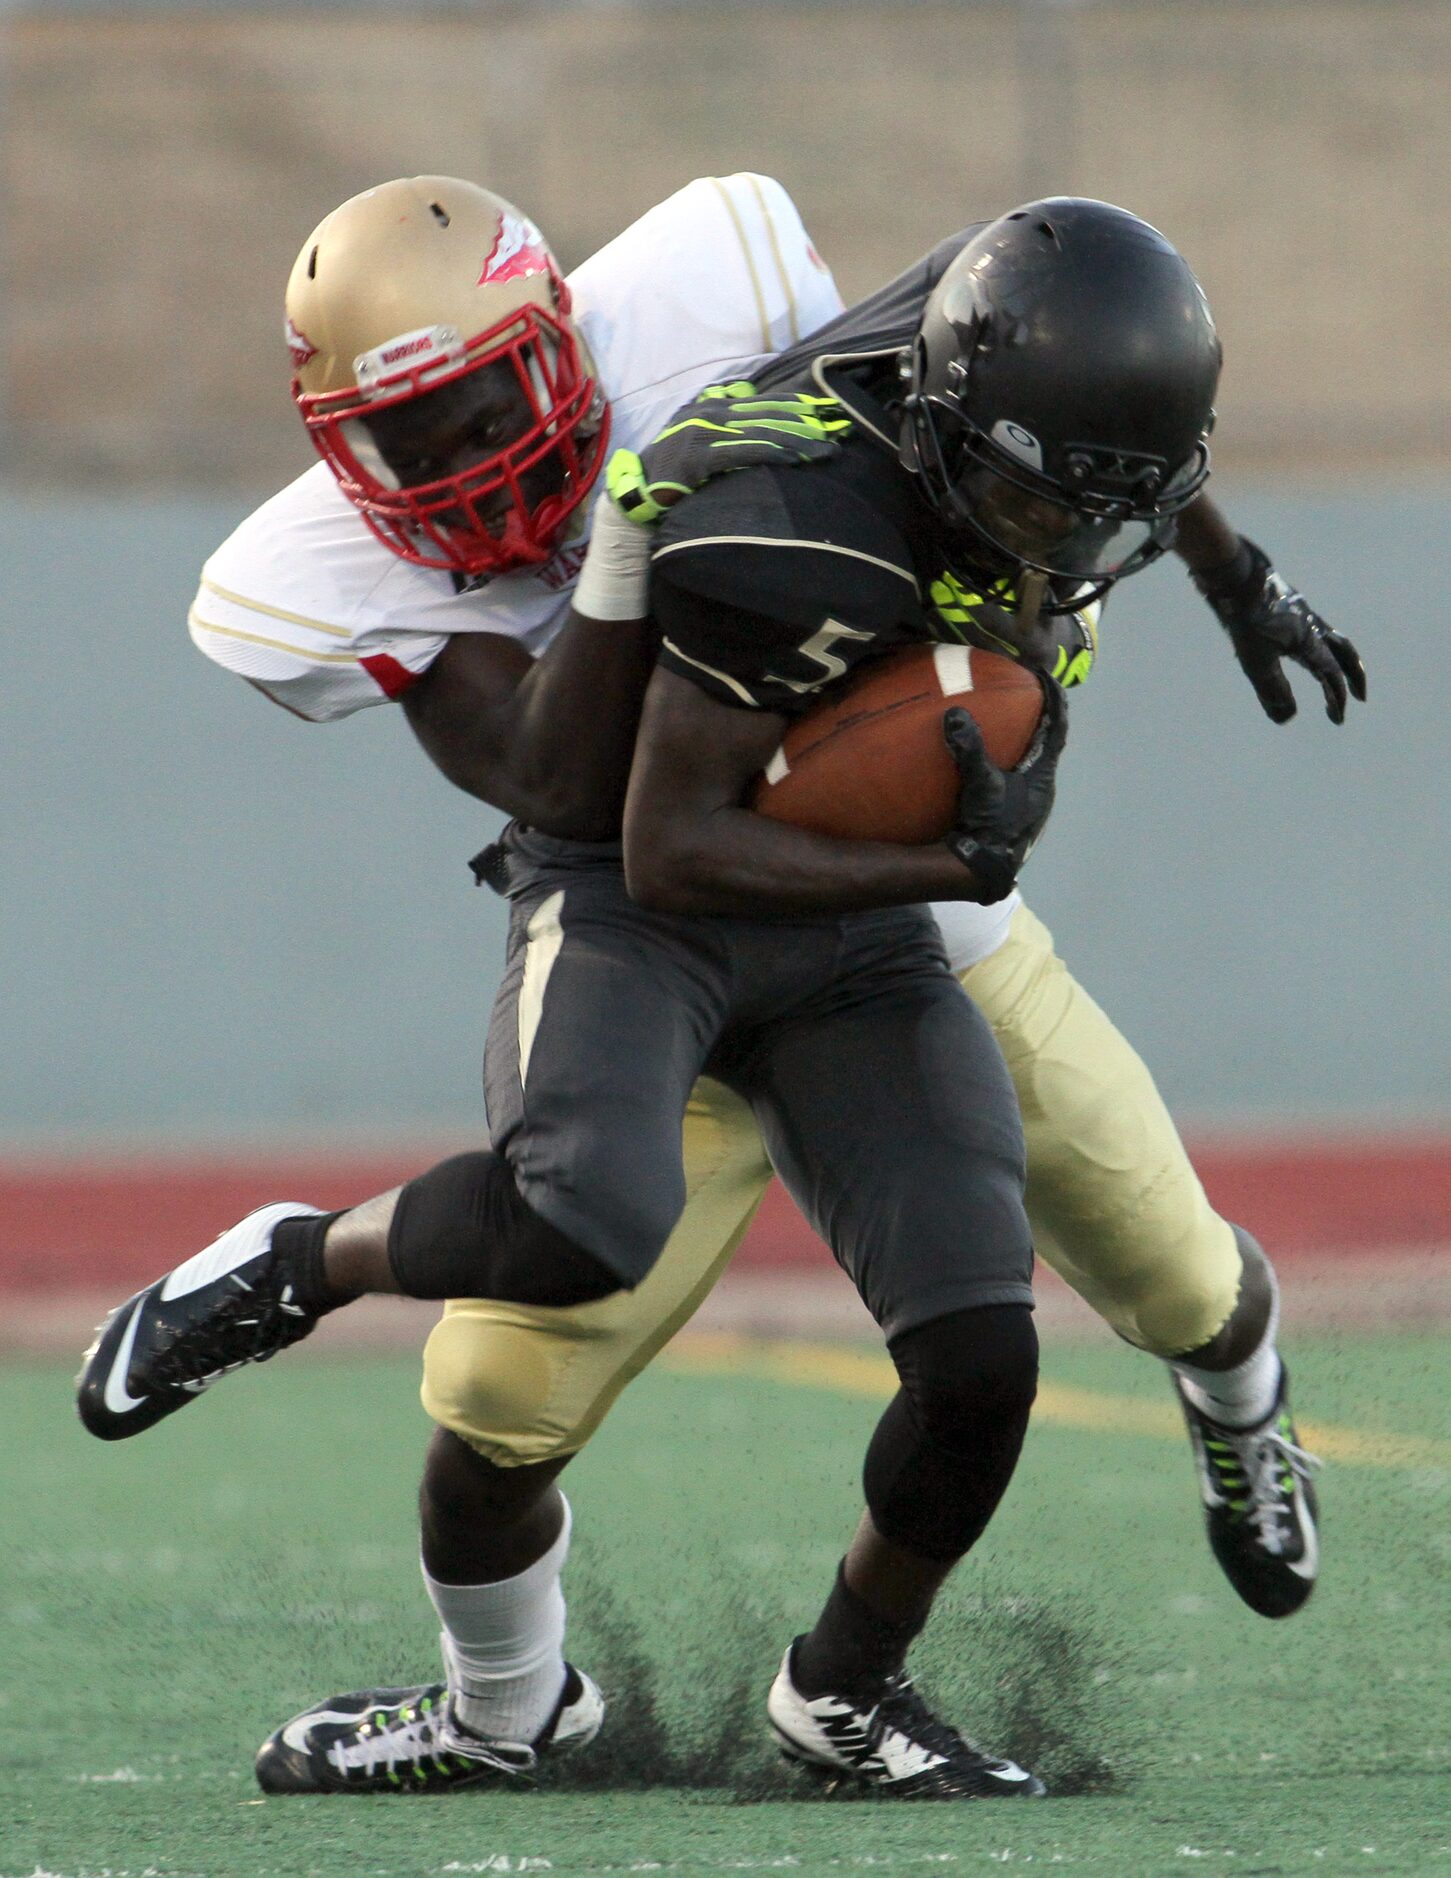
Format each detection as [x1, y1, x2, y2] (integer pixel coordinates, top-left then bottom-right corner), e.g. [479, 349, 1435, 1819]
[148, 1273, 310, 1394]
[870, 1672, 966, 1763]
[867, 1670, 1008, 1796]
[437, 1707, 538, 1780]
[327, 1696, 460, 1785]
[1205, 1416, 1321, 1553]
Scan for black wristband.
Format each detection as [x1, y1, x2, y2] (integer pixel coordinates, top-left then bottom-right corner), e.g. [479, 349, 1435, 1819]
[945, 834, 1019, 904]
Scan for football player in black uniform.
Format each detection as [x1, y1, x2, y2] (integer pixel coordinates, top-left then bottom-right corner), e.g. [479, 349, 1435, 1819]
[619, 199, 1348, 1772]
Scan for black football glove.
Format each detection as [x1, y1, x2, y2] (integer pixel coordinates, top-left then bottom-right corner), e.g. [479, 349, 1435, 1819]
[943, 677, 1068, 903]
[1192, 536, 1367, 725]
[605, 382, 850, 525]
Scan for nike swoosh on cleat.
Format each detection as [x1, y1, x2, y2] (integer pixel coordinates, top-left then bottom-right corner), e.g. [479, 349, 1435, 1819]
[101, 1303, 149, 1415]
[281, 1709, 375, 1753]
[986, 1761, 1035, 1781]
[1286, 1488, 1320, 1580]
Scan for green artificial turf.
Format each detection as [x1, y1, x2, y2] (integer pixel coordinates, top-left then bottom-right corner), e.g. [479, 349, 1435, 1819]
[1, 1328, 1448, 1875]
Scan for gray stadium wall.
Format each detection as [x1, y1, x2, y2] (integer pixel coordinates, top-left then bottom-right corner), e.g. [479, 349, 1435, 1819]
[5, 478, 1448, 1151]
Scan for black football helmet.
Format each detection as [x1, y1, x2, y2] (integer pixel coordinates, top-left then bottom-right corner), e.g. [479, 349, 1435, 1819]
[901, 198, 1221, 601]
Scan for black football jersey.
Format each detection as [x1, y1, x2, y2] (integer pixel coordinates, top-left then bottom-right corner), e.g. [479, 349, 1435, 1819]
[650, 229, 987, 715]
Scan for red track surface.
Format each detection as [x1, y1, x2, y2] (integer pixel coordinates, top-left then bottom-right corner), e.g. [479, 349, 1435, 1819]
[1, 1135, 1449, 1293]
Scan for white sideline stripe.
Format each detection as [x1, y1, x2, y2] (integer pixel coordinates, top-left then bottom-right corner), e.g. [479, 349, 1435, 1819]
[660, 638, 759, 707]
[932, 642, 975, 695]
[653, 534, 919, 592]
[763, 745, 790, 785]
[517, 891, 566, 1092]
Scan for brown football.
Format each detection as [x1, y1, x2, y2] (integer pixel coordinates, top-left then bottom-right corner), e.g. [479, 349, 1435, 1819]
[750, 642, 1043, 844]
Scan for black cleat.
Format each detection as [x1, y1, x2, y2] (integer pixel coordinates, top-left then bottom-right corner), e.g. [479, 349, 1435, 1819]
[1174, 1363, 1321, 1618]
[255, 1667, 605, 1794]
[77, 1202, 323, 1440]
[766, 1641, 1045, 1799]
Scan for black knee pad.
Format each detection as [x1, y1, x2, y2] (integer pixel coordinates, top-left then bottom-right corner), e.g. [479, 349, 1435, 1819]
[863, 1303, 1039, 1562]
[891, 1302, 1040, 1450]
[388, 1150, 623, 1307]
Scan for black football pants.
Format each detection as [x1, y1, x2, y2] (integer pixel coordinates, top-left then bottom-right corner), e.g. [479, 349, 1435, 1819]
[479, 829, 1034, 1345]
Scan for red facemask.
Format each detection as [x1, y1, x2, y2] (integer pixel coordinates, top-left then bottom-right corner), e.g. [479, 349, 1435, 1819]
[295, 293, 609, 579]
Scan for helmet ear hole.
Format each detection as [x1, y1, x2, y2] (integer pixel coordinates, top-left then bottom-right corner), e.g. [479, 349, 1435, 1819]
[307, 245, 318, 281]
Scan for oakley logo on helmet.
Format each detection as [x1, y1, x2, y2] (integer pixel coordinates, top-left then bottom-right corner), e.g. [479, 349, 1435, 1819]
[285, 317, 317, 372]
[480, 210, 550, 287]
[991, 421, 1044, 473]
[353, 325, 465, 399]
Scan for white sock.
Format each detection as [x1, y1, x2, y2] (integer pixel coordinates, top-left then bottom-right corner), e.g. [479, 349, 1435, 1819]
[422, 1496, 572, 1746]
[1172, 1262, 1283, 1429]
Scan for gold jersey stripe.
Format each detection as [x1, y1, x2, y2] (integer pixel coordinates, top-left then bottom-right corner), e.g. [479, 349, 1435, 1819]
[198, 576, 353, 639]
[654, 532, 919, 594]
[746, 173, 800, 346]
[188, 607, 361, 665]
[660, 637, 760, 707]
[709, 177, 771, 356]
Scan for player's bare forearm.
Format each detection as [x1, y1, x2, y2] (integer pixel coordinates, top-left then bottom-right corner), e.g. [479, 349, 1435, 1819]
[403, 611, 660, 838]
[1172, 491, 1242, 578]
[624, 668, 991, 916]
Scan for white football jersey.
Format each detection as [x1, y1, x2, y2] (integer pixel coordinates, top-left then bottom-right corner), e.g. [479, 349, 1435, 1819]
[188, 174, 844, 722]
[187, 172, 1017, 968]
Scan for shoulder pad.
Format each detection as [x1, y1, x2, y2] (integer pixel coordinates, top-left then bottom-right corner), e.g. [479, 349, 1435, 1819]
[652, 459, 918, 637]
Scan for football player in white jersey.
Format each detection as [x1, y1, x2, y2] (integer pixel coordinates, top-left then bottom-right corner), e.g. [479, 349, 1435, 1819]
[79, 173, 1360, 1795]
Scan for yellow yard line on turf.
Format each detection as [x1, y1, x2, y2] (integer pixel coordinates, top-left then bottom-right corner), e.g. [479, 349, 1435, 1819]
[664, 1333, 1451, 1470]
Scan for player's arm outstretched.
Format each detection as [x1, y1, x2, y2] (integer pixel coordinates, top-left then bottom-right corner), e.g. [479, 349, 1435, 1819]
[623, 663, 1065, 919]
[1173, 492, 1367, 725]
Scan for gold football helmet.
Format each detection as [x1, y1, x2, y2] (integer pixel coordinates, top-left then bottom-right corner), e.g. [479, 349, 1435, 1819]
[285, 176, 607, 577]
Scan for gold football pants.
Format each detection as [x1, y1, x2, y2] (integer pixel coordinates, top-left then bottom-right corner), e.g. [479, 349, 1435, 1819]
[421, 903, 1243, 1464]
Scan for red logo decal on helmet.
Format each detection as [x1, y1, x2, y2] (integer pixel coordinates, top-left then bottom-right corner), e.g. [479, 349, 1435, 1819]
[479, 211, 550, 287]
[377, 333, 436, 367]
[286, 317, 317, 371]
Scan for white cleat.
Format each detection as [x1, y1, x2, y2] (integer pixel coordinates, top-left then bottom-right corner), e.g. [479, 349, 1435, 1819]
[76, 1202, 322, 1440]
[767, 1640, 1044, 1799]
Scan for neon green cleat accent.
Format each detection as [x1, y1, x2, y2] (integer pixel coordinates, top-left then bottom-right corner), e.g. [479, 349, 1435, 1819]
[1173, 1366, 1321, 1619]
[255, 1668, 604, 1794]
